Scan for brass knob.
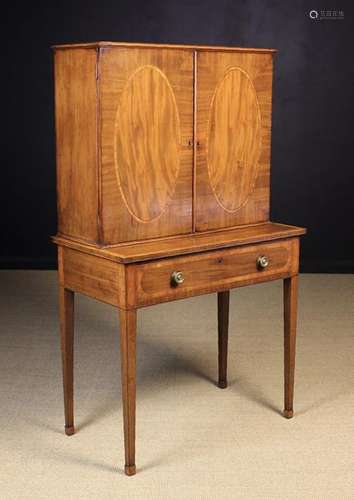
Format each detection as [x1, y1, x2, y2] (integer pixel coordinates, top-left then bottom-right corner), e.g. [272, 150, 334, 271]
[171, 271, 184, 286]
[257, 255, 269, 270]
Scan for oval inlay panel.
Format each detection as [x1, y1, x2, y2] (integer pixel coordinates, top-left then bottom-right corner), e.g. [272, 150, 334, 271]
[114, 65, 180, 222]
[207, 67, 262, 212]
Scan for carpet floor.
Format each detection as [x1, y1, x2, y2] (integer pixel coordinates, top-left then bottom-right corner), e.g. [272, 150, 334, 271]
[0, 271, 353, 499]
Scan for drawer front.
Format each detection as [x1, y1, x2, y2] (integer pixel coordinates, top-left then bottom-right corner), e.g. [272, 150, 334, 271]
[131, 238, 299, 307]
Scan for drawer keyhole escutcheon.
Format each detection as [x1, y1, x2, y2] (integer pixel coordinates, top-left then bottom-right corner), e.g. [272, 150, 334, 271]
[171, 271, 184, 286]
[257, 255, 269, 270]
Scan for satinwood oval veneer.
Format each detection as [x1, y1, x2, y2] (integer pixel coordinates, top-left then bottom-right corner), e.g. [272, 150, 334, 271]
[114, 65, 181, 222]
[207, 67, 262, 212]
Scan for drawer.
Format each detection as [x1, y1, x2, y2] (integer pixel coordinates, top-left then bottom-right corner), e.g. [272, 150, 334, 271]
[130, 238, 299, 307]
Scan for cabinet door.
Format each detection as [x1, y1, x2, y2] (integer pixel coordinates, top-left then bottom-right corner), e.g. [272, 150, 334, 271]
[195, 51, 273, 231]
[100, 48, 193, 244]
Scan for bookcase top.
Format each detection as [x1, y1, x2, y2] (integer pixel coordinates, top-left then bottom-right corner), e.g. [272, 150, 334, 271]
[52, 41, 277, 54]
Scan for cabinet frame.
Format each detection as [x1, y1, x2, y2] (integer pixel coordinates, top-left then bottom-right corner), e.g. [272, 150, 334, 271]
[54, 43, 276, 247]
[52, 42, 306, 477]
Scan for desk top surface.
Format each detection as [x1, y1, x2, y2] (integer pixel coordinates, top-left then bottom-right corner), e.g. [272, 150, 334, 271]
[53, 222, 306, 264]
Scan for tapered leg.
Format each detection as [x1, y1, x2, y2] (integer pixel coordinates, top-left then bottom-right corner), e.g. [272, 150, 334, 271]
[283, 275, 298, 419]
[119, 309, 137, 476]
[218, 290, 230, 389]
[59, 286, 75, 435]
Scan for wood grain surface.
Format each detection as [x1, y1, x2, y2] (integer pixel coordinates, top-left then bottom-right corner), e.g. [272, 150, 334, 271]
[60, 247, 124, 307]
[283, 275, 298, 419]
[53, 41, 276, 54]
[217, 291, 230, 389]
[196, 51, 273, 231]
[58, 285, 75, 436]
[130, 238, 299, 307]
[54, 48, 99, 243]
[52, 43, 307, 477]
[114, 65, 180, 222]
[100, 47, 193, 243]
[119, 308, 137, 475]
[53, 222, 306, 264]
[207, 67, 261, 212]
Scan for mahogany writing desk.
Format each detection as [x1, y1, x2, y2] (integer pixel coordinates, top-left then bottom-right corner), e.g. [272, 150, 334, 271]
[52, 41, 306, 475]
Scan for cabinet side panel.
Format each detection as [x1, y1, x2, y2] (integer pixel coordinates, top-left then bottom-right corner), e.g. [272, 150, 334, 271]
[196, 51, 273, 231]
[60, 247, 123, 307]
[54, 48, 99, 243]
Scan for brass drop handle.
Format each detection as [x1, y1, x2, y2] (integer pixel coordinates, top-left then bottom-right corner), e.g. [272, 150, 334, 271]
[257, 255, 269, 270]
[171, 271, 184, 286]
